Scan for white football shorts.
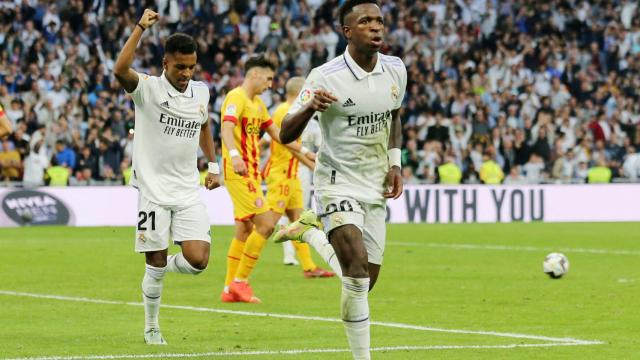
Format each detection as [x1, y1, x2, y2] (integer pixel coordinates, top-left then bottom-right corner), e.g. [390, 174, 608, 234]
[314, 191, 387, 265]
[134, 192, 211, 253]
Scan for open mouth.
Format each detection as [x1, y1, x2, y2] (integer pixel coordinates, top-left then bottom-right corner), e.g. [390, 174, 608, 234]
[370, 36, 383, 47]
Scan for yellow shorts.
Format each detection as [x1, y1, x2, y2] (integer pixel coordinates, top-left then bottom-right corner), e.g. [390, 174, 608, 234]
[225, 178, 268, 221]
[266, 176, 304, 214]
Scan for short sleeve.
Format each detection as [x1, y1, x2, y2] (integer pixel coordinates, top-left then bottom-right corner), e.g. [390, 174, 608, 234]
[221, 91, 246, 125]
[126, 72, 153, 106]
[394, 65, 407, 110]
[287, 68, 325, 115]
[258, 101, 273, 130]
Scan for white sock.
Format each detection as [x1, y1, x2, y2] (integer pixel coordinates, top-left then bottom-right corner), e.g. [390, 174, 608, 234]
[166, 253, 203, 275]
[341, 277, 370, 360]
[142, 264, 166, 331]
[282, 240, 296, 261]
[303, 228, 342, 278]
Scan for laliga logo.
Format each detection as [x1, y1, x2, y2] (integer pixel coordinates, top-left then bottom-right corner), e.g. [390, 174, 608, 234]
[299, 89, 312, 104]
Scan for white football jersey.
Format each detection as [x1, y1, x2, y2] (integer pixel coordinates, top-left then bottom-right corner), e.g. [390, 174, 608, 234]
[298, 116, 322, 190]
[289, 48, 407, 205]
[127, 72, 210, 206]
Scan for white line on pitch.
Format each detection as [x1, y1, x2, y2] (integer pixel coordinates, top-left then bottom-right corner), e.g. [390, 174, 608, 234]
[388, 242, 640, 256]
[0, 290, 604, 346]
[3, 342, 603, 360]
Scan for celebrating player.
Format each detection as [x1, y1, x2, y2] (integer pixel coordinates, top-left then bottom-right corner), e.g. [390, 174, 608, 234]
[114, 9, 220, 345]
[272, 1, 406, 358]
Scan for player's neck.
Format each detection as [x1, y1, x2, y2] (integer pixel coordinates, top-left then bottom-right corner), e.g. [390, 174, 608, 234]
[347, 45, 378, 73]
[241, 83, 257, 99]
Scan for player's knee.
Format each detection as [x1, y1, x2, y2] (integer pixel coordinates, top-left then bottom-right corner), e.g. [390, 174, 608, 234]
[343, 257, 369, 278]
[256, 223, 275, 237]
[186, 252, 209, 271]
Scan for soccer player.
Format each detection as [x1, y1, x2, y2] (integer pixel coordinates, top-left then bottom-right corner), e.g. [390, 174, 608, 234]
[220, 55, 314, 303]
[0, 103, 13, 138]
[273, 1, 406, 358]
[263, 77, 335, 279]
[114, 9, 221, 345]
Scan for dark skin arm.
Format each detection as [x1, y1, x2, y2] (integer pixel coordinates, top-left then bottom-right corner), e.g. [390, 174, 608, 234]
[280, 89, 337, 144]
[199, 120, 220, 190]
[383, 109, 403, 199]
[113, 9, 159, 93]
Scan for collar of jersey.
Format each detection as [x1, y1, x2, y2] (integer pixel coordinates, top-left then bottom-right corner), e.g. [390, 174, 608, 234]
[161, 72, 194, 98]
[343, 46, 384, 81]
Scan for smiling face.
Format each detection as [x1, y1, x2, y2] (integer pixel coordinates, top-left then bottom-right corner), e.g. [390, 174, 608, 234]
[163, 52, 197, 92]
[342, 3, 385, 54]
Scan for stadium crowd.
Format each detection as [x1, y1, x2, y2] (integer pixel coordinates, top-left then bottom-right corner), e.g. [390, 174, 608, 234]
[1, 0, 640, 186]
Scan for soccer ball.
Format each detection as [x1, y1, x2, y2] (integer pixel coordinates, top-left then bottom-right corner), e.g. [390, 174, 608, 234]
[543, 253, 569, 279]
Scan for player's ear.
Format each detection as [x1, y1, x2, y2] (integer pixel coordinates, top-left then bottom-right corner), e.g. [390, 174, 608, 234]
[342, 25, 351, 40]
[162, 56, 168, 71]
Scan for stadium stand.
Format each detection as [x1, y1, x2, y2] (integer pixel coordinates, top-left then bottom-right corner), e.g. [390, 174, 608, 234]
[1, 0, 639, 186]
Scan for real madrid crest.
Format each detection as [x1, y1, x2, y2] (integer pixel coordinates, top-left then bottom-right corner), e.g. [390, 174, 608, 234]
[391, 84, 399, 101]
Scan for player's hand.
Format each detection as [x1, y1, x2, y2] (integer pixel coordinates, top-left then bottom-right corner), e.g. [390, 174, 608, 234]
[138, 9, 159, 29]
[205, 173, 221, 190]
[383, 166, 403, 199]
[308, 89, 337, 112]
[231, 156, 248, 176]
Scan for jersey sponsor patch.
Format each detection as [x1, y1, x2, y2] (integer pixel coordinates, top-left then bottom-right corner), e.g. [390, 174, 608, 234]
[225, 104, 237, 116]
[299, 89, 312, 104]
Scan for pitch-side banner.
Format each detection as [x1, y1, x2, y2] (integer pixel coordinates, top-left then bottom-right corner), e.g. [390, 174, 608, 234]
[0, 184, 639, 227]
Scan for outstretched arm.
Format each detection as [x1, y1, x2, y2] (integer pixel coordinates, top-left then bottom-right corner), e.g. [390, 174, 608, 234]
[114, 9, 159, 93]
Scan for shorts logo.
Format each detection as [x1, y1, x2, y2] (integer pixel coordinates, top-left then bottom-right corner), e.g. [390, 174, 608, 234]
[225, 104, 237, 116]
[137, 233, 146, 243]
[299, 89, 312, 104]
[277, 200, 285, 209]
[331, 213, 344, 226]
[391, 84, 400, 101]
[255, 198, 264, 208]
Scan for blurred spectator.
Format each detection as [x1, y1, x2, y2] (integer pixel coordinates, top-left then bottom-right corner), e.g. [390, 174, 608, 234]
[436, 156, 462, 185]
[504, 165, 527, 185]
[480, 152, 504, 185]
[44, 156, 69, 186]
[54, 140, 75, 170]
[0, 139, 21, 180]
[587, 159, 613, 183]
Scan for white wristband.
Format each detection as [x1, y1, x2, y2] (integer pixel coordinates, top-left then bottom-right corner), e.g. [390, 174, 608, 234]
[388, 148, 401, 169]
[229, 149, 240, 158]
[208, 162, 220, 175]
[300, 146, 310, 155]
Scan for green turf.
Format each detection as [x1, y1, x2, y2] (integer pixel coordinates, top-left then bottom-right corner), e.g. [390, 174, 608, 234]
[0, 223, 638, 359]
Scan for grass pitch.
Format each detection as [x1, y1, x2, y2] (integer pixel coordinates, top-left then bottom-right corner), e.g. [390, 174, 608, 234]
[0, 222, 638, 359]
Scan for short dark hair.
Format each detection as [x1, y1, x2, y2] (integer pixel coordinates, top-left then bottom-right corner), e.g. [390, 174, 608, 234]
[244, 54, 277, 73]
[164, 33, 197, 55]
[339, 0, 379, 26]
